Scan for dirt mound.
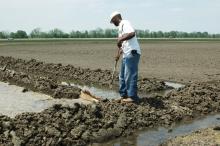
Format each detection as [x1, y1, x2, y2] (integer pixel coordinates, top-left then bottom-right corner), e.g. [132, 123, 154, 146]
[161, 127, 220, 146]
[0, 56, 170, 93]
[0, 68, 81, 99]
[165, 81, 220, 115]
[0, 95, 193, 146]
[0, 115, 14, 146]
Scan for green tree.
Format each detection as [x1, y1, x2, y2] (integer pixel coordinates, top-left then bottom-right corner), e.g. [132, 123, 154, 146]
[201, 32, 208, 38]
[111, 29, 118, 37]
[104, 29, 112, 38]
[95, 28, 104, 38]
[84, 30, 89, 38]
[0, 31, 10, 39]
[150, 31, 157, 38]
[144, 30, 150, 38]
[89, 30, 97, 38]
[14, 30, 28, 38]
[40, 32, 49, 38]
[10, 32, 16, 38]
[156, 31, 164, 38]
[170, 31, 177, 38]
[48, 28, 65, 38]
[70, 31, 76, 38]
[30, 28, 42, 38]
[2, 28, 220, 39]
[75, 31, 81, 38]
[136, 30, 145, 38]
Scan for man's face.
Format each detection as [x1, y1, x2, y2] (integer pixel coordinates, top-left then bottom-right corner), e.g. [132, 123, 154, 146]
[111, 15, 120, 27]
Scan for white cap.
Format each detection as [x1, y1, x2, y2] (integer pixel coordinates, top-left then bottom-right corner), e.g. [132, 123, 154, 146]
[110, 11, 120, 23]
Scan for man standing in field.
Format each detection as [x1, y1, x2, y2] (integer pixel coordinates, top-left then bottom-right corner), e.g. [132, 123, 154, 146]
[110, 11, 141, 103]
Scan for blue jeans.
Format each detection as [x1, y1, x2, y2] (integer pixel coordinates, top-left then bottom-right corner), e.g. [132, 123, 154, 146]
[119, 52, 140, 101]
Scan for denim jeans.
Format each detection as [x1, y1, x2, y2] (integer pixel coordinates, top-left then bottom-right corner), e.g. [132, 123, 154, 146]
[119, 52, 140, 101]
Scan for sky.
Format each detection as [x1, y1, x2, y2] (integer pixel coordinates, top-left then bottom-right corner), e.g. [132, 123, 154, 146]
[0, 0, 220, 33]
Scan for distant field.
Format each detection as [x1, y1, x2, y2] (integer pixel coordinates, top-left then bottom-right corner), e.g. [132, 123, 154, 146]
[0, 39, 220, 83]
[1, 38, 220, 42]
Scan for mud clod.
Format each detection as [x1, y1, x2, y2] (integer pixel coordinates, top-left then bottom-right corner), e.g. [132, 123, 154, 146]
[53, 85, 81, 99]
[213, 126, 220, 131]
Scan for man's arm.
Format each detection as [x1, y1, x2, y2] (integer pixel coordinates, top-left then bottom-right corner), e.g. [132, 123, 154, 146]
[117, 32, 135, 48]
[115, 47, 123, 61]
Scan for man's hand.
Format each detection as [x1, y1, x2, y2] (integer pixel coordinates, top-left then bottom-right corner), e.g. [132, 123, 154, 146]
[117, 32, 136, 48]
[115, 47, 122, 61]
[117, 37, 123, 48]
[115, 54, 120, 61]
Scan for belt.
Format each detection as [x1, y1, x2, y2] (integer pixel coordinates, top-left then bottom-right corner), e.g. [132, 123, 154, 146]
[131, 50, 137, 54]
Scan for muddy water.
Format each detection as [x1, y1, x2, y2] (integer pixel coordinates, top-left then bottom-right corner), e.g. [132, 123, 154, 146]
[93, 114, 220, 146]
[61, 82, 120, 99]
[61, 81, 185, 100]
[0, 80, 183, 118]
[164, 81, 185, 89]
[0, 82, 90, 117]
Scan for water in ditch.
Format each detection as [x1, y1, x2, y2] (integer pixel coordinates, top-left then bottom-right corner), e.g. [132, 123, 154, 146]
[61, 81, 185, 100]
[92, 114, 220, 146]
[0, 80, 183, 118]
[0, 82, 90, 118]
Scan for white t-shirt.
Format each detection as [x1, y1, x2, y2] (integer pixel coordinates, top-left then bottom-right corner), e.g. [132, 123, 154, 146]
[118, 20, 141, 58]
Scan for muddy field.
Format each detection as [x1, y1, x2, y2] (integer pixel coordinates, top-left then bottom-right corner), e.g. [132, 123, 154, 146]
[0, 55, 220, 145]
[0, 56, 169, 94]
[0, 39, 220, 83]
[0, 40, 220, 146]
[0, 79, 219, 146]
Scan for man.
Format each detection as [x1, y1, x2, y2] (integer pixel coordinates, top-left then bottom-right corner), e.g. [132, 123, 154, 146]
[110, 11, 141, 103]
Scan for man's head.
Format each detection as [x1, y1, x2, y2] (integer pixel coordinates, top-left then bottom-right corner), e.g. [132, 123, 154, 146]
[110, 11, 122, 27]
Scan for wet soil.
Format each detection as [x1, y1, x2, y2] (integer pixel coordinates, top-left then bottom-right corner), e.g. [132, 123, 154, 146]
[0, 65, 81, 99]
[97, 114, 220, 146]
[165, 81, 220, 115]
[162, 126, 220, 146]
[0, 56, 220, 146]
[0, 81, 219, 145]
[0, 82, 91, 118]
[0, 56, 170, 94]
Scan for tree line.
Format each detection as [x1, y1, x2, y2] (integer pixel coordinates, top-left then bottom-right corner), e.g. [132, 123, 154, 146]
[0, 28, 220, 39]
